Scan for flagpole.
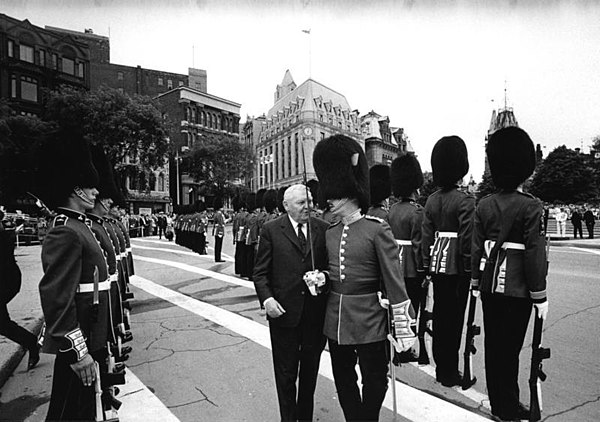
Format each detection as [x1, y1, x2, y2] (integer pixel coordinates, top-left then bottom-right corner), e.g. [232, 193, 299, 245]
[302, 29, 312, 79]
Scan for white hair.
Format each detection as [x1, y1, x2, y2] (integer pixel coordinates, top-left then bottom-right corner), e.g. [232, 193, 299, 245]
[283, 184, 311, 203]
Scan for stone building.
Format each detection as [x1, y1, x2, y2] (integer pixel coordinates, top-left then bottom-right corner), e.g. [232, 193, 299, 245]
[360, 110, 408, 166]
[255, 70, 362, 190]
[241, 115, 266, 191]
[157, 86, 241, 207]
[484, 106, 519, 175]
[0, 14, 90, 116]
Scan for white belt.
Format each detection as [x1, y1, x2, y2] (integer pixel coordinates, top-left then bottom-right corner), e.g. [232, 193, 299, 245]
[486, 240, 525, 251]
[109, 274, 118, 282]
[77, 280, 111, 293]
[436, 231, 458, 238]
[120, 252, 127, 259]
[396, 239, 412, 246]
[126, 247, 132, 253]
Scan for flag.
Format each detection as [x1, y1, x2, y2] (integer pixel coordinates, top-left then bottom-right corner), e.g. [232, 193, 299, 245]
[302, 29, 311, 34]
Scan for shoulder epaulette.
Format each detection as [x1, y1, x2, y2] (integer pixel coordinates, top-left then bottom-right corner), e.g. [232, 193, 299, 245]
[365, 215, 385, 223]
[53, 214, 69, 226]
[517, 190, 536, 199]
[329, 220, 341, 228]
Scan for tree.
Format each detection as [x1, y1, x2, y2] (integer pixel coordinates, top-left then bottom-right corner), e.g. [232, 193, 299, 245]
[0, 101, 52, 208]
[417, 171, 437, 206]
[186, 132, 254, 199]
[476, 172, 497, 201]
[529, 145, 597, 203]
[43, 86, 170, 193]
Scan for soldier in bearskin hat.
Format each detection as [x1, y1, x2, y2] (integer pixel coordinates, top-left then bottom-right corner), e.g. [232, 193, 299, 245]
[367, 164, 391, 219]
[421, 136, 475, 388]
[35, 129, 114, 420]
[387, 154, 428, 363]
[263, 189, 279, 223]
[471, 127, 548, 422]
[212, 196, 226, 262]
[313, 134, 416, 421]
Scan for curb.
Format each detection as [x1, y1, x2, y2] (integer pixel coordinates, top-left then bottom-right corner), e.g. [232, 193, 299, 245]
[0, 316, 45, 390]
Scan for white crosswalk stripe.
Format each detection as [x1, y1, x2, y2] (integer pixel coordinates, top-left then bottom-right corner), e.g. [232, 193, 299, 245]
[129, 273, 490, 422]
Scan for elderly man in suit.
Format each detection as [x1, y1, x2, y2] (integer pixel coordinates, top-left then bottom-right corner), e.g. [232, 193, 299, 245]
[254, 184, 329, 422]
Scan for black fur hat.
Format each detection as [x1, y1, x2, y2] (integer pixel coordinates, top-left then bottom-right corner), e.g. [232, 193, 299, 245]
[245, 192, 256, 211]
[369, 164, 391, 205]
[391, 154, 424, 198]
[313, 134, 370, 213]
[256, 188, 267, 210]
[35, 128, 99, 210]
[277, 187, 287, 213]
[232, 195, 241, 212]
[90, 145, 120, 202]
[431, 136, 469, 188]
[306, 179, 321, 208]
[487, 126, 536, 189]
[264, 189, 278, 213]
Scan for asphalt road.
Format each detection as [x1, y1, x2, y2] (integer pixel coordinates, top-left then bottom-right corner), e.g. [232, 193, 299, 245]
[1, 233, 599, 421]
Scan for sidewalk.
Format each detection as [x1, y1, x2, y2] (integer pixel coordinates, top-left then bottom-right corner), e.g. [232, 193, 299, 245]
[0, 245, 44, 389]
[548, 235, 600, 249]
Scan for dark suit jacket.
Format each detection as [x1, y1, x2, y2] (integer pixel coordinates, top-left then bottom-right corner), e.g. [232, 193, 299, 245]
[253, 215, 329, 328]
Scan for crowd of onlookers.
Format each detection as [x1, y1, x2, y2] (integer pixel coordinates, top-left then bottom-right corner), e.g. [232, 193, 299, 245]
[544, 204, 598, 238]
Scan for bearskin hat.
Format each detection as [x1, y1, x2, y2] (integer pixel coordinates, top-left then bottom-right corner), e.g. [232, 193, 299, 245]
[431, 135, 469, 188]
[277, 187, 287, 213]
[487, 126, 536, 190]
[313, 134, 370, 213]
[245, 192, 257, 211]
[212, 196, 223, 209]
[90, 145, 120, 202]
[34, 128, 99, 210]
[256, 188, 267, 210]
[232, 196, 241, 212]
[264, 189, 278, 213]
[306, 179, 322, 208]
[369, 164, 391, 205]
[391, 154, 424, 198]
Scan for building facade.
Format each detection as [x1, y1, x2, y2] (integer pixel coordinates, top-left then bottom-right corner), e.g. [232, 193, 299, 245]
[360, 110, 407, 166]
[0, 14, 90, 116]
[484, 107, 519, 175]
[255, 70, 362, 190]
[157, 86, 241, 207]
[241, 115, 266, 191]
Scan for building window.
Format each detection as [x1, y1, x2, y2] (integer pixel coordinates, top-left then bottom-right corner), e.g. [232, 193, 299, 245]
[51, 54, 58, 70]
[10, 75, 17, 98]
[62, 57, 75, 75]
[19, 44, 34, 63]
[78, 63, 85, 78]
[287, 137, 292, 178]
[7, 40, 14, 57]
[117, 71, 123, 80]
[274, 143, 279, 180]
[158, 172, 165, 191]
[38, 50, 45, 67]
[20, 76, 38, 102]
[295, 135, 299, 175]
[320, 132, 325, 141]
[200, 111, 205, 126]
[158, 77, 163, 86]
[178, 81, 184, 87]
[167, 79, 173, 89]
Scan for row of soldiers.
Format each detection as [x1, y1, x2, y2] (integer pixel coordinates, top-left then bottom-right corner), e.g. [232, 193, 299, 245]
[33, 129, 137, 421]
[173, 211, 209, 255]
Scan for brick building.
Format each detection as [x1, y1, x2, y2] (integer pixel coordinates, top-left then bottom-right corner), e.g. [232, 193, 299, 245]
[157, 86, 241, 207]
[0, 14, 90, 116]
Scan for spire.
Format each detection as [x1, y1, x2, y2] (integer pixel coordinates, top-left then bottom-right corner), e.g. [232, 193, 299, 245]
[281, 69, 295, 86]
[274, 69, 297, 103]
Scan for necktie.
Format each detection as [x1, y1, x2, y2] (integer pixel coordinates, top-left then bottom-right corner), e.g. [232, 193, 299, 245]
[297, 223, 307, 253]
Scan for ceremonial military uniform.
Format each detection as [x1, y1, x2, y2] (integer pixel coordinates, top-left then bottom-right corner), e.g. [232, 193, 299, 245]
[366, 164, 390, 220]
[471, 126, 548, 421]
[422, 135, 475, 387]
[41, 209, 112, 420]
[212, 197, 226, 262]
[314, 134, 415, 421]
[233, 207, 248, 276]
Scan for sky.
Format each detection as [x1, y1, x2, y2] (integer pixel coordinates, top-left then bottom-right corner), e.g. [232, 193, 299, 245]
[4, 0, 600, 182]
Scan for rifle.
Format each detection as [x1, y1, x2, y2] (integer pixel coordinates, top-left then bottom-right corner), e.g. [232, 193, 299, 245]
[300, 135, 315, 270]
[530, 237, 551, 421]
[461, 290, 481, 389]
[417, 281, 433, 365]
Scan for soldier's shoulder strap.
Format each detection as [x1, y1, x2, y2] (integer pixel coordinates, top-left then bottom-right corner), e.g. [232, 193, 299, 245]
[365, 215, 385, 223]
[53, 214, 69, 226]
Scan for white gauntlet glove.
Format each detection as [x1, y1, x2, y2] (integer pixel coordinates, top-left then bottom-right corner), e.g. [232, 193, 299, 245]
[534, 301, 548, 320]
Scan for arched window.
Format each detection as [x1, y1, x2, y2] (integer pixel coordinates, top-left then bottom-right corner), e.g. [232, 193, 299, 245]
[148, 172, 157, 191]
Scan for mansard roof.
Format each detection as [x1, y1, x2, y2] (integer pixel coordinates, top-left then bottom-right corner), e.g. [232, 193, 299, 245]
[267, 77, 352, 117]
[488, 108, 519, 134]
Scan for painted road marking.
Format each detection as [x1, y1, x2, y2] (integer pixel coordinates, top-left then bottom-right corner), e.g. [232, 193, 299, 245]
[134, 255, 254, 289]
[119, 368, 180, 422]
[570, 246, 600, 255]
[133, 251, 493, 414]
[130, 274, 489, 422]
[131, 239, 235, 261]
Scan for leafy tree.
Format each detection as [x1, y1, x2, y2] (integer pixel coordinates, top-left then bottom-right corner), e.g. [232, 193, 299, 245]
[476, 172, 497, 201]
[186, 132, 254, 198]
[530, 145, 597, 203]
[417, 171, 437, 206]
[0, 101, 52, 207]
[43, 86, 170, 193]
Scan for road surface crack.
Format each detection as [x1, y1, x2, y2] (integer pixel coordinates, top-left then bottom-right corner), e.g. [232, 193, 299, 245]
[542, 394, 600, 420]
[167, 386, 218, 408]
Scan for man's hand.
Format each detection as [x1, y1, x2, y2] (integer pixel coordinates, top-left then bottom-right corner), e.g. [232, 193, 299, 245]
[534, 301, 549, 320]
[70, 353, 96, 387]
[264, 297, 286, 318]
[422, 275, 432, 288]
[303, 270, 326, 295]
